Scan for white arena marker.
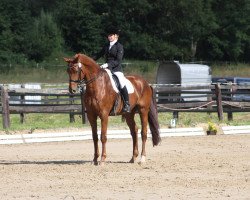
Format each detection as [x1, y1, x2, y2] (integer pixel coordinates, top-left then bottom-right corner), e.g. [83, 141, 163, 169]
[222, 126, 250, 135]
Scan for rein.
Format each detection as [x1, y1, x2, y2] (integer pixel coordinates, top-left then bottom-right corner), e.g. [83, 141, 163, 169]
[80, 70, 103, 86]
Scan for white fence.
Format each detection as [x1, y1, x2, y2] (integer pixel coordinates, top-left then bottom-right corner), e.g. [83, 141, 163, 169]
[1, 126, 250, 145]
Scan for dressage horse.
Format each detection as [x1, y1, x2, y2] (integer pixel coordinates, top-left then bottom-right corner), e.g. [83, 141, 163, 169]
[64, 53, 161, 165]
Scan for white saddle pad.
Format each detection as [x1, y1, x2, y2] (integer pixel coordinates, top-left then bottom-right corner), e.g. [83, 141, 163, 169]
[105, 69, 134, 94]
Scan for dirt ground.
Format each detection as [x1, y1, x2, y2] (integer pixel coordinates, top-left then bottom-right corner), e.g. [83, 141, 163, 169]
[0, 134, 249, 200]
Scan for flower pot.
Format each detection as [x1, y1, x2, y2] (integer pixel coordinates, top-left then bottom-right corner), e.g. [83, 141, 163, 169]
[207, 130, 216, 135]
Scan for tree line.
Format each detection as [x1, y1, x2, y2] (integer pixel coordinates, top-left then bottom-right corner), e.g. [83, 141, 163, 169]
[0, 0, 249, 66]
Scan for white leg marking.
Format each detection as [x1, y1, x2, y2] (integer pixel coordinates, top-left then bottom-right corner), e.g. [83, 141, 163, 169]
[140, 155, 146, 163]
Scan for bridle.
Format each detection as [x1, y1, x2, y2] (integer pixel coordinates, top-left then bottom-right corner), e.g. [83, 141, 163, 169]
[69, 62, 103, 91]
[69, 63, 85, 85]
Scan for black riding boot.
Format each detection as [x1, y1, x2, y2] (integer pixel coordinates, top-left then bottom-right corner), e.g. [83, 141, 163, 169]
[120, 86, 131, 113]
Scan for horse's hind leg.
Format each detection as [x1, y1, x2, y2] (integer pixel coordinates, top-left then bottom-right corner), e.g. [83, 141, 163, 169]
[139, 108, 149, 163]
[125, 111, 139, 163]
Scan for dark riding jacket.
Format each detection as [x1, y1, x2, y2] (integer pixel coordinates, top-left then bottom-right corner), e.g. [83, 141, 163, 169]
[93, 42, 124, 72]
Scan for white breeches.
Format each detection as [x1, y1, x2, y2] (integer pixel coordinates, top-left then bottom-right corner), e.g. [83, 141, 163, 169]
[113, 72, 126, 88]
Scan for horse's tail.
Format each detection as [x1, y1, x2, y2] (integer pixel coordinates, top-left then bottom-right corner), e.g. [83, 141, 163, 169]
[148, 86, 161, 146]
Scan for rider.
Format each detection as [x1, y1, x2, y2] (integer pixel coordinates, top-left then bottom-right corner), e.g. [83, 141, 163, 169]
[92, 26, 130, 113]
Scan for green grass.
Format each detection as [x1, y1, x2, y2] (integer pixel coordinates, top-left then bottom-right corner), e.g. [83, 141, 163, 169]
[1, 112, 249, 134]
[123, 59, 158, 83]
[0, 67, 68, 84]
[211, 63, 250, 77]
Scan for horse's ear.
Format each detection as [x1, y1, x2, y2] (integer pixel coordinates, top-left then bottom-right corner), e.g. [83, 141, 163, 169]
[74, 53, 81, 60]
[63, 57, 72, 63]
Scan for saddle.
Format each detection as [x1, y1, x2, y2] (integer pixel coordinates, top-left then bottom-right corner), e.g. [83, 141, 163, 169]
[111, 73, 121, 91]
[104, 69, 134, 115]
[104, 69, 134, 93]
[110, 73, 122, 115]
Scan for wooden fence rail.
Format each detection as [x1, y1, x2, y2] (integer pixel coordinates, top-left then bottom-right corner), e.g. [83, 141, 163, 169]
[1, 84, 250, 128]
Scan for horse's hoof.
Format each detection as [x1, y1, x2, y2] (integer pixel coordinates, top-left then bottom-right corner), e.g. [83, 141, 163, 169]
[93, 159, 98, 166]
[129, 157, 136, 163]
[139, 156, 146, 165]
[99, 161, 105, 166]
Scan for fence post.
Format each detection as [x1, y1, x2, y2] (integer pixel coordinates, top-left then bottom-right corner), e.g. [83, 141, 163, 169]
[1, 86, 10, 128]
[207, 94, 212, 114]
[227, 84, 233, 121]
[20, 84, 25, 123]
[227, 112, 233, 121]
[173, 111, 179, 119]
[215, 83, 223, 120]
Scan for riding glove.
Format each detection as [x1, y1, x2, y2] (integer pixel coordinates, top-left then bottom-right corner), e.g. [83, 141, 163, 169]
[100, 63, 108, 68]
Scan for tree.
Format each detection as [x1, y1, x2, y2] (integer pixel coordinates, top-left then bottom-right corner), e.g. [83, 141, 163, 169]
[55, 0, 102, 56]
[142, 0, 218, 61]
[198, 0, 250, 62]
[0, 0, 249, 63]
[27, 0, 58, 17]
[25, 10, 63, 62]
[0, 0, 32, 63]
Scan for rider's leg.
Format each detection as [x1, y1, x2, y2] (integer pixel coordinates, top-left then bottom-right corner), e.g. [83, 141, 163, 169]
[113, 72, 131, 113]
[120, 86, 130, 112]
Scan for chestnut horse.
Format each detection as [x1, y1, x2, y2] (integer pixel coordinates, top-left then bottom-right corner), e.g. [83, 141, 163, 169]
[64, 53, 161, 165]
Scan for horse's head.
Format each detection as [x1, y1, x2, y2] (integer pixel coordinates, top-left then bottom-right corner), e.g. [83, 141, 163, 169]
[64, 53, 102, 94]
[64, 54, 85, 94]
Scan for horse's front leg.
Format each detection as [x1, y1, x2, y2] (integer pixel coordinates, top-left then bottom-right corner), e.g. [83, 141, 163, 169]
[100, 115, 109, 165]
[87, 113, 99, 165]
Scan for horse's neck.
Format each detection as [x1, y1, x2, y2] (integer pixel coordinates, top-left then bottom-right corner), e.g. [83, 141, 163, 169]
[85, 70, 111, 95]
[85, 66, 99, 80]
[77, 55, 112, 95]
[82, 58, 100, 82]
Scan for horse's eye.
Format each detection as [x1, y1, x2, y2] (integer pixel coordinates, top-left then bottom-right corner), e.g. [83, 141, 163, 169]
[66, 63, 77, 72]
